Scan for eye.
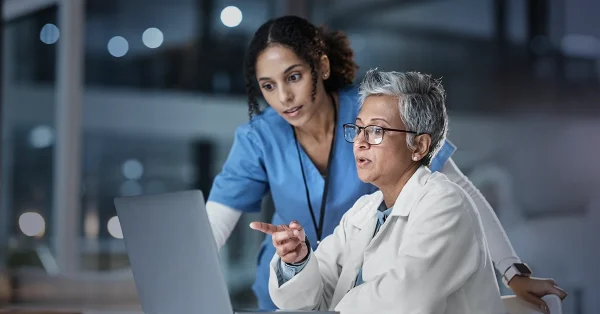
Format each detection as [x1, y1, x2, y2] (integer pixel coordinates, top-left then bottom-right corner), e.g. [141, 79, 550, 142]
[261, 83, 274, 91]
[288, 73, 301, 82]
[371, 127, 384, 136]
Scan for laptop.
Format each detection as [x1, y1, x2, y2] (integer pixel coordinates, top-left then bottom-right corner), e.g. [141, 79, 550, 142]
[114, 190, 337, 314]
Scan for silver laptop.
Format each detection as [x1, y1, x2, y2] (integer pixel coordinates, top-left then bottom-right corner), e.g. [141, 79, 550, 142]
[114, 190, 337, 314]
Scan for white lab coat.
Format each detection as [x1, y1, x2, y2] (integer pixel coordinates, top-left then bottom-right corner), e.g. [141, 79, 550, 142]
[207, 158, 521, 279]
[268, 166, 507, 314]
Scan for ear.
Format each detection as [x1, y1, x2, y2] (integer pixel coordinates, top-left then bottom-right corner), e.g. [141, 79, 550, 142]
[411, 134, 432, 162]
[319, 55, 331, 80]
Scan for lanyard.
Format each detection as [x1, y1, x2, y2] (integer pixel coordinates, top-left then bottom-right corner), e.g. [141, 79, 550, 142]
[292, 93, 337, 244]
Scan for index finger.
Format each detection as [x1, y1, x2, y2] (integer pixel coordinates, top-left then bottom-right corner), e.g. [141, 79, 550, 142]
[548, 284, 568, 300]
[249, 222, 279, 235]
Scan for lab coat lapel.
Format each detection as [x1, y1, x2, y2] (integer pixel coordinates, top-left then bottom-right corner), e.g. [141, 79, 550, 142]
[389, 166, 431, 217]
[330, 193, 382, 307]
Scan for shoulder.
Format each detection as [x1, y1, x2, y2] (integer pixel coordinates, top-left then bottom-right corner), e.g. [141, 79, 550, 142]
[412, 171, 476, 220]
[423, 172, 470, 203]
[420, 171, 486, 243]
[338, 85, 360, 110]
[404, 172, 482, 238]
[338, 85, 359, 100]
[234, 107, 288, 146]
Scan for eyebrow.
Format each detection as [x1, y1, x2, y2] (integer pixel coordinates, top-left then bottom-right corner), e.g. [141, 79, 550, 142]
[258, 64, 302, 81]
[355, 117, 391, 125]
[371, 118, 391, 125]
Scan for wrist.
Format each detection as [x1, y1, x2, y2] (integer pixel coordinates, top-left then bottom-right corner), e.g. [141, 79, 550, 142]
[502, 263, 532, 287]
[285, 236, 310, 266]
[287, 246, 310, 266]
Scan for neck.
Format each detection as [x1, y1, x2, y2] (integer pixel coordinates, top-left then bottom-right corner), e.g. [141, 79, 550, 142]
[294, 92, 336, 142]
[379, 164, 420, 209]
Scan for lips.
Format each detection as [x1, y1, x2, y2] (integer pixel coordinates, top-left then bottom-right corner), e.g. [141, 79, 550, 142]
[283, 106, 303, 117]
[356, 156, 372, 167]
[284, 106, 302, 113]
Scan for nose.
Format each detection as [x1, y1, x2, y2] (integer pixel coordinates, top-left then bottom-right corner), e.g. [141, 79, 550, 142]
[353, 129, 370, 150]
[277, 85, 293, 105]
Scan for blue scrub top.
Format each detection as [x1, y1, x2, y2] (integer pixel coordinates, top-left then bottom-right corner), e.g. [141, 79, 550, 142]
[207, 85, 456, 309]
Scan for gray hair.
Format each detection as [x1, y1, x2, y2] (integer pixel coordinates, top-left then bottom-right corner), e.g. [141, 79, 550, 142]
[358, 69, 448, 166]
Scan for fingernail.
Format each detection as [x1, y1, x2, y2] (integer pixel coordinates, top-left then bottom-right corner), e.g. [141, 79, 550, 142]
[540, 305, 549, 314]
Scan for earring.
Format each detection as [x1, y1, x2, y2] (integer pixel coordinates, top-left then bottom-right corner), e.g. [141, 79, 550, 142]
[323, 72, 329, 78]
[412, 156, 418, 161]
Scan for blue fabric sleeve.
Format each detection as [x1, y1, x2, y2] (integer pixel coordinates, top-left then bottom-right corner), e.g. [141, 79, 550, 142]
[207, 125, 269, 213]
[276, 252, 312, 287]
[429, 139, 457, 172]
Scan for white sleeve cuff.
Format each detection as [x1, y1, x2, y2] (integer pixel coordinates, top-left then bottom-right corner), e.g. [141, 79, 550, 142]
[277, 253, 311, 286]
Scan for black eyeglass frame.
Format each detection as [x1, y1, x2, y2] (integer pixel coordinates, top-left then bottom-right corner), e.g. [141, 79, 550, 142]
[343, 123, 423, 145]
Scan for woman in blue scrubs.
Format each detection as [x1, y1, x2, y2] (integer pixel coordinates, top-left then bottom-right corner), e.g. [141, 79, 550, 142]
[206, 15, 567, 312]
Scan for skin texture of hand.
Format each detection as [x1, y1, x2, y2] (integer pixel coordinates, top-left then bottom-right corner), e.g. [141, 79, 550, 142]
[249, 220, 308, 264]
[508, 276, 568, 314]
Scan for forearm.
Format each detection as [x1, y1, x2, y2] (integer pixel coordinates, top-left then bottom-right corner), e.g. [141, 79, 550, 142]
[440, 158, 521, 273]
[469, 191, 521, 273]
[206, 201, 242, 250]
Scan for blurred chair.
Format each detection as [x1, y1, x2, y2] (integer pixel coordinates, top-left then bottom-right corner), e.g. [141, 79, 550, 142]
[502, 295, 562, 314]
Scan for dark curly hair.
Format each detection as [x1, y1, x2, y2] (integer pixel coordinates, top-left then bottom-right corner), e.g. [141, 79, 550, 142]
[244, 15, 359, 119]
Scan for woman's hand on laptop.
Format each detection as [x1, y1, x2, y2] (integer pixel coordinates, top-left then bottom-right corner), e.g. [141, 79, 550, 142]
[250, 220, 308, 264]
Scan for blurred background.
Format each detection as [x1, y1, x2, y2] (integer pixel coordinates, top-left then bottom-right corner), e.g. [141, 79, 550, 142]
[0, 0, 598, 313]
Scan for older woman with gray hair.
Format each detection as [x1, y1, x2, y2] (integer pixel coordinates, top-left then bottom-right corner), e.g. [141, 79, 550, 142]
[251, 69, 507, 314]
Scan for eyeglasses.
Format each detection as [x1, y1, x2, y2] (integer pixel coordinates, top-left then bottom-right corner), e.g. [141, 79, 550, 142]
[343, 123, 418, 145]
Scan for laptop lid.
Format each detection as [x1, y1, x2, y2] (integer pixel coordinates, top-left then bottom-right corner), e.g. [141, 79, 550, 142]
[114, 190, 233, 314]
